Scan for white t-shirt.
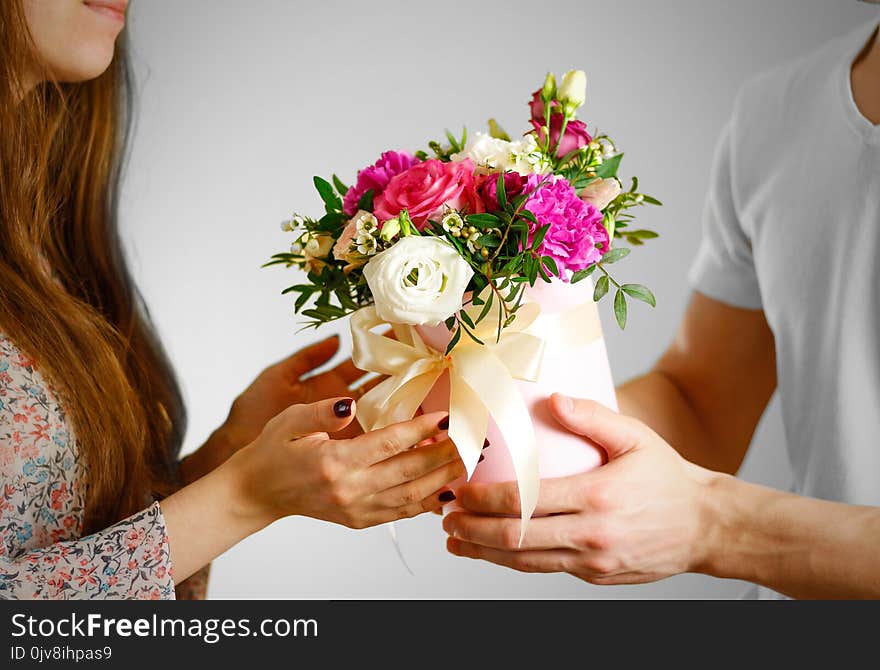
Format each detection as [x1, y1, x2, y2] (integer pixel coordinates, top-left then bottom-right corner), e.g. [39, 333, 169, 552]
[688, 18, 880, 597]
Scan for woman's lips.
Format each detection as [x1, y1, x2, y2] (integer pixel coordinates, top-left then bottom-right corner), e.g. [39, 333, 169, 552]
[84, 1, 127, 23]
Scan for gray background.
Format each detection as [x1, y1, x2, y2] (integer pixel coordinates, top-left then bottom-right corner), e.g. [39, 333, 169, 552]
[120, 0, 878, 598]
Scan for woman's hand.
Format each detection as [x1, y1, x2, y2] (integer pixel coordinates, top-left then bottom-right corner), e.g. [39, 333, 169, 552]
[227, 397, 465, 529]
[182, 336, 373, 482]
[443, 394, 717, 585]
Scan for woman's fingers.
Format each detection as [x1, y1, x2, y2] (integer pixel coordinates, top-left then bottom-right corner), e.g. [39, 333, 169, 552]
[368, 448, 466, 507]
[330, 357, 367, 385]
[273, 397, 356, 439]
[338, 412, 448, 466]
[277, 335, 341, 382]
[360, 438, 462, 494]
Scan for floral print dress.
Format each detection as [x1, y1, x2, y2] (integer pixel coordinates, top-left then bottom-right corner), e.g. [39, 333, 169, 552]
[0, 333, 205, 599]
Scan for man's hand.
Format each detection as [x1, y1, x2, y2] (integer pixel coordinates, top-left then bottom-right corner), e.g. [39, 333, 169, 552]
[443, 393, 717, 585]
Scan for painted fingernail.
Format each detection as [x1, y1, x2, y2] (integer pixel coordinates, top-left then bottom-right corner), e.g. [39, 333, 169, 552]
[483, 438, 490, 449]
[439, 490, 456, 503]
[333, 398, 353, 417]
[438, 416, 450, 430]
[478, 454, 486, 463]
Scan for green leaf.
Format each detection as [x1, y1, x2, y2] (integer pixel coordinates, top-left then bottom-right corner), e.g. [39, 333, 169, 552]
[518, 209, 539, 226]
[595, 153, 623, 179]
[601, 247, 631, 264]
[459, 310, 476, 330]
[476, 290, 495, 324]
[357, 188, 374, 212]
[313, 176, 341, 213]
[593, 275, 609, 301]
[641, 195, 663, 206]
[542, 256, 559, 278]
[444, 326, 462, 355]
[487, 118, 511, 141]
[445, 129, 461, 153]
[332, 174, 349, 197]
[614, 289, 628, 329]
[466, 213, 501, 227]
[621, 283, 657, 307]
[531, 224, 551, 250]
[625, 229, 659, 239]
[571, 265, 597, 284]
[496, 172, 507, 209]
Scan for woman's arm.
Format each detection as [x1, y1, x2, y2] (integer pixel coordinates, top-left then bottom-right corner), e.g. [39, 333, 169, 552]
[163, 399, 460, 583]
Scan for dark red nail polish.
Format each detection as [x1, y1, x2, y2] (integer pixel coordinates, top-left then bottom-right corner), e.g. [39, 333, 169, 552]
[439, 490, 456, 503]
[438, 416, 450, 430]
[483, 438, 490, 449]
[333, 398, 353, 418]
[478, 454, 485, 463]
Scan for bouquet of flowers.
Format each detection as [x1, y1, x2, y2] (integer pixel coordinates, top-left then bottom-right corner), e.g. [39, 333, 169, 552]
[268, 70, 659, 535]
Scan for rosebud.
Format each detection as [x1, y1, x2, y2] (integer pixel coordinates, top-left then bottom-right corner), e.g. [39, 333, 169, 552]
[380, 217, 401, 242]
[541, 72, 557, 101]
[559, 70, 587, 113]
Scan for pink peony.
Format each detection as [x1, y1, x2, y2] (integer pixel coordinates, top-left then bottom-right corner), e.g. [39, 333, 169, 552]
[374, 159, 484, 228]
[343, 150, 419, 216]
[528, 89, 592, 158]
[523, 175, 608, 276]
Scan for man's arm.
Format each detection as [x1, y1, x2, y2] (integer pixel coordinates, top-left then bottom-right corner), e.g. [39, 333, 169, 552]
[617, 291, 777, 474]
[444, 395, 880, 599]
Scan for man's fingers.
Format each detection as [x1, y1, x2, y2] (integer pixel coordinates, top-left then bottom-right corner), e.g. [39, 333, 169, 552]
[446, 538, 577, 574]
[456, 474, 585, 516]
[273, 397, 356, 439]
[339, 412, 448, 466]
[549, 394, 642, 459]
[443, 512, 585, 551]
[277, 336, 340, 381]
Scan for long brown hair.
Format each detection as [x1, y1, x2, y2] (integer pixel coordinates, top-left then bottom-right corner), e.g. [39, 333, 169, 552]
[0, 2, 186, 533]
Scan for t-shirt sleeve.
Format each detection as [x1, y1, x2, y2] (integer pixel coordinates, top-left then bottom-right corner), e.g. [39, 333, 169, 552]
[688, 117, 763, 310]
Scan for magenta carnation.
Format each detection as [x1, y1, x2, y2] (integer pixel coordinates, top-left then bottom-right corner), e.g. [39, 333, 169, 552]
[343, 150, 419, 216]
[523, 175, 609, 277]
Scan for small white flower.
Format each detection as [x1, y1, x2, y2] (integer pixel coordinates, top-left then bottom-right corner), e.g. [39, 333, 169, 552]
[441, 210, 464, 235]
[363, 236, 474, 326]
[353, 211, 379, 236]
[290, 242, 303, 254]
[452, 132, 548, 176]
[356, 233, 378, 256]
[466, 231, 483, 253]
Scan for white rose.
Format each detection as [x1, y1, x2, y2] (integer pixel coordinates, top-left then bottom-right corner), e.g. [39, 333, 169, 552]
[452, 132, 547, 176]
[362, 236, 473, 326]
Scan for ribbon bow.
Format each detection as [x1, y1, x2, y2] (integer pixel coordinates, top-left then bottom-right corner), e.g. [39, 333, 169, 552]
[351, 301, 546, 543]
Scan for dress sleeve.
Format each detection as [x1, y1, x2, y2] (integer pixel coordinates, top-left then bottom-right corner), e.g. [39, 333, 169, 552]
[0, 501, 176, 600]
[688, 115, 764, 310]
[0, 334, 176, 600]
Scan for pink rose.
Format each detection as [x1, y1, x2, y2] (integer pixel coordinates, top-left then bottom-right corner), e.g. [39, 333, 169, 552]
[477, 171, 535, 211]
[374, 159, 484, 228]
[343, 150, 419, 216]
[528, 88, 593, 158]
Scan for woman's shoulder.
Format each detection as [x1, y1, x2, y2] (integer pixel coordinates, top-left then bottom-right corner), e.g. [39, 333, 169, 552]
[0, 330, 69, 427]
